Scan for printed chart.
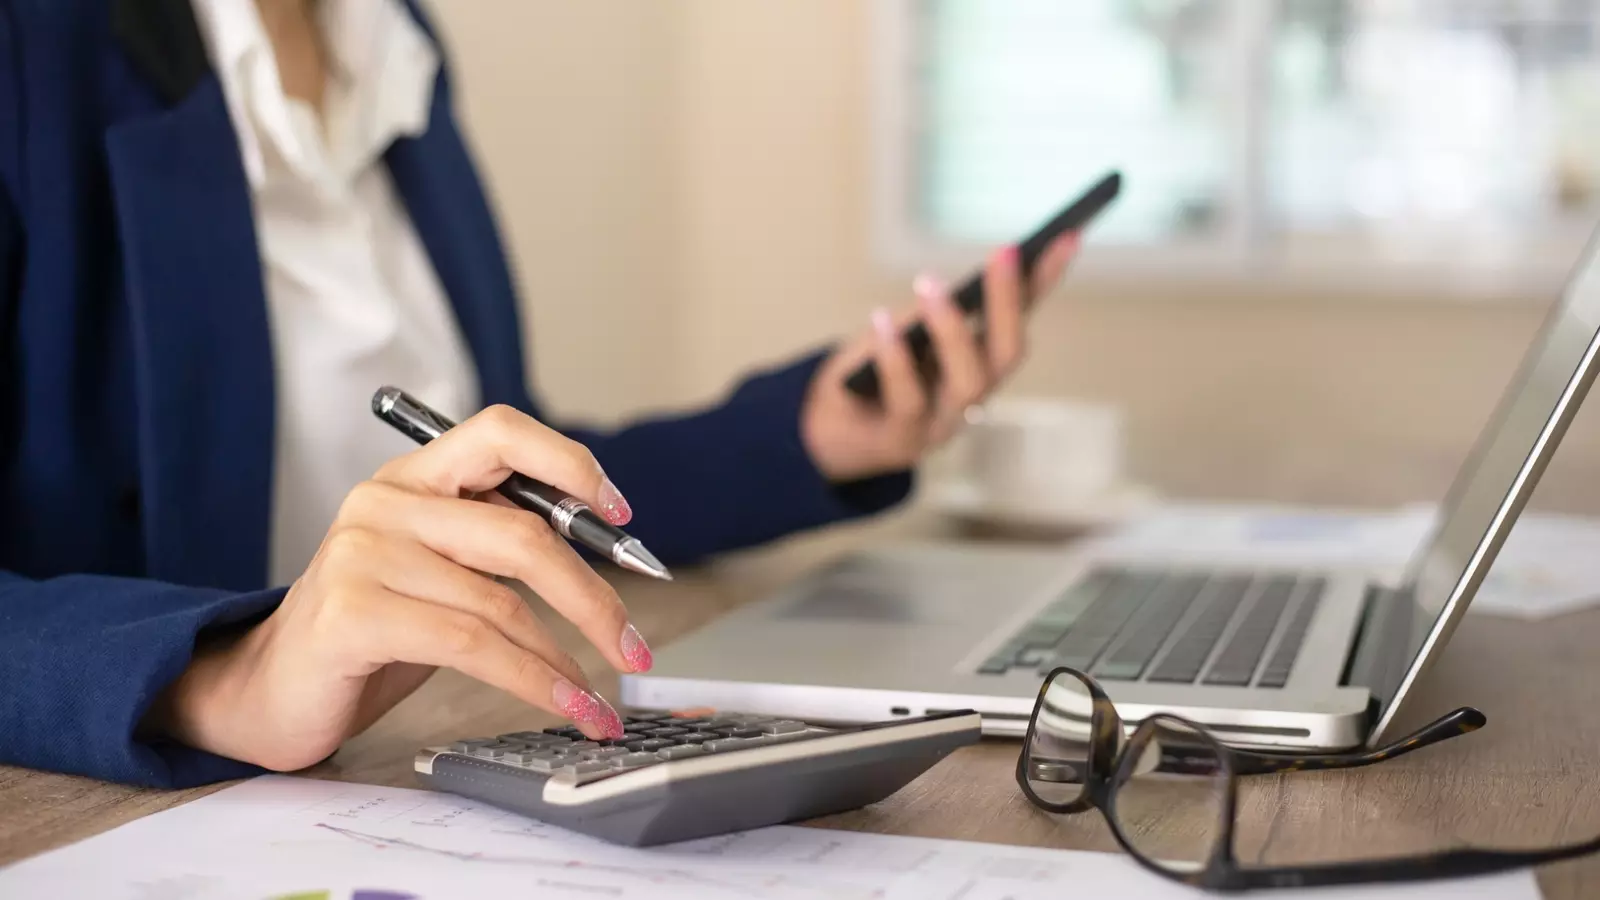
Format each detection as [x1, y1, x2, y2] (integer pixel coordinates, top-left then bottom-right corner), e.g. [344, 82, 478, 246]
[0, 775, 1539, 900]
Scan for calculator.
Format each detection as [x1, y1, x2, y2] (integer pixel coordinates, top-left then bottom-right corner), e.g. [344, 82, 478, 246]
[414, 708, 981, 846]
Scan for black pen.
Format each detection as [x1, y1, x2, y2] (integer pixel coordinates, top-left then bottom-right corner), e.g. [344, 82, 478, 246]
[371, 386, 672, 581]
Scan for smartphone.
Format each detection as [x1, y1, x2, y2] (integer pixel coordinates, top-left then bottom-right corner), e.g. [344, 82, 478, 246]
[844, 170, 1123, 402]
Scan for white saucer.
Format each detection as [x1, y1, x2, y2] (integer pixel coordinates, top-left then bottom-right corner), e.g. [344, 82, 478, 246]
[927, 478, 1160, 532]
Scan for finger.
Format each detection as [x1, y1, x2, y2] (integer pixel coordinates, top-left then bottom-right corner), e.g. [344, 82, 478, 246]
[915, 274, 988, 437]
[375, 404, 632, 526]
[361, 535, 591, 690]
[982, 244, 1025, 376]
[342, 587, 625, 740]
[870, 305, 929, 423]
[1029, 231, 1081, 301]
[339, 483, 643, 674]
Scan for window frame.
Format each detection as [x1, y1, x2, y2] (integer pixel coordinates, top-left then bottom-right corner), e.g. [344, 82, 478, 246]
[869, 0, 1596, 304]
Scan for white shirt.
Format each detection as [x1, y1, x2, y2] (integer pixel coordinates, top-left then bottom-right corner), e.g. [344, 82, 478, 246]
[191, 0, 483, 587]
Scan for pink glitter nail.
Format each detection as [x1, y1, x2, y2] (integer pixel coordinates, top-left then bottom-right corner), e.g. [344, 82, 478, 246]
[552, 679, 625, 739]
[553, 679, 601, 721]
[597, 477, 632, 526]
[620, 624, 653, 673]
[592, 694, 625, 739]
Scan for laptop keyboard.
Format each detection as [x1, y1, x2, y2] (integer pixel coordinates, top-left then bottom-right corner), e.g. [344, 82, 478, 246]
[978, 567, 1326, 688]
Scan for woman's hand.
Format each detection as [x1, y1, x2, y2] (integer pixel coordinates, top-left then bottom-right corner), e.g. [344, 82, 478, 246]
[145, 406, 650, 772]
[801, 233, 1081, 483]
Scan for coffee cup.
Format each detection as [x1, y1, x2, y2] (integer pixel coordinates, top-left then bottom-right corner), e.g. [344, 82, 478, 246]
[947, 397, 1125, 511]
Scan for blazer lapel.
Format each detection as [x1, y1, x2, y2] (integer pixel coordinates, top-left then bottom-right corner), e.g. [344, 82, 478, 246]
[106, 0, 275, 591]
[385, 83, 532, 410]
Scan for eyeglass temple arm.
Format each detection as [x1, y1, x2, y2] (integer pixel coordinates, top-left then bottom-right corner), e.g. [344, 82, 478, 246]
[1228, 707, 1486, 776]
[1229, 832, 1600, 891]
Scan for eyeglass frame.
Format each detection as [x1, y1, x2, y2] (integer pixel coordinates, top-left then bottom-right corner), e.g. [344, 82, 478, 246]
[1015, 665, 1600, 892]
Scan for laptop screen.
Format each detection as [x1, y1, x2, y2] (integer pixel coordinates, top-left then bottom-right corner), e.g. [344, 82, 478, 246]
[1382, 228, 1600, 725]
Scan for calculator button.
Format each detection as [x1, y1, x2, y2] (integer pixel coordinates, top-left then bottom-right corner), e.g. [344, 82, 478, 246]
[520, 755, 574, 773]
[625, 738, 675, 752]
[448, 739, 495, 753]
[716, 727, 764, 739]
[500, 731, 549, 743]
[543, 726, 582, 737]
[647, 727, 688, 738]
[564, 741, 599, 752]
[579, 747, 628, 761]
[609, 753, 661, 770]
[501, 751, 544, 765]
[571, 760, 613, 776]
[665, 718, 708, 729]
[624, 714, 670, 724]
[600, 732, 646, 747]
[704, 737, 762, 753]
[760, 720, 808, 735]
[657, 745, 707, 760]
[675, 732, 720, 744]
[469, 744, 513, 759]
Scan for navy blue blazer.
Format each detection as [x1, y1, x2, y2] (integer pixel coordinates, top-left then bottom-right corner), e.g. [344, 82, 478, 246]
[0, 0, 910, 788]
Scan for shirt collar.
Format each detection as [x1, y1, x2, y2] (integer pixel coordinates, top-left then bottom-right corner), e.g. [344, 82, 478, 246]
[188, 0, 440, 189]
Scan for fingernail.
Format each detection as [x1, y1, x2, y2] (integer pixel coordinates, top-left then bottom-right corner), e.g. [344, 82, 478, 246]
[592, 693, 624, 739]
[995, 244, 1020, 268]
[870, 307, 896, 343]
[620, 623, 653, 673]
[552, 678, 624, 739]
[912, 274, 948, 312]
[597, 477, 632, 526]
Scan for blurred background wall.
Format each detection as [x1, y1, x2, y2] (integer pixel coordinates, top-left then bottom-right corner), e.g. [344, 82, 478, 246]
[431, 0, 1600, 514]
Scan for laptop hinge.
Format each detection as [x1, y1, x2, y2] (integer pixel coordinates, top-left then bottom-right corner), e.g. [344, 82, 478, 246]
[1341, 583, 1414, 720]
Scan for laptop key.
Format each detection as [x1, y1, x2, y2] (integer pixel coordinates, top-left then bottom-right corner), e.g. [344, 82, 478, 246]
[1093, 574, 1208, 680]
[1204, 577, 1296, 686]
[1041, 571, 1162, 673]
[1148, 575, 1252, 683]
[1257, 579, 1326, 688]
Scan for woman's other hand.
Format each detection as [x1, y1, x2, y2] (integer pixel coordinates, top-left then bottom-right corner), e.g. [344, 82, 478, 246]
[801, 232, 1080, 483]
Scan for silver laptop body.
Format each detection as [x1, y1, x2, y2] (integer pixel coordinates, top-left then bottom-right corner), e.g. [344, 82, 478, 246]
[624, 226, 1600, 752]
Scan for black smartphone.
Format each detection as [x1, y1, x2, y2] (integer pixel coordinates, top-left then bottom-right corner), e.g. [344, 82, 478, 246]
[843, 170, 1123, 401]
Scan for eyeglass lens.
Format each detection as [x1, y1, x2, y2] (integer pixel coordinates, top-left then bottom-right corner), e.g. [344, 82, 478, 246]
[1024, 670, 1099, 806]
[1110, 716, 1228, 875]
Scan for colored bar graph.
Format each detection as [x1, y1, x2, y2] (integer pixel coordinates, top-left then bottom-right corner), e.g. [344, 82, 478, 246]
[265, 883, 412, 890]
[351, 892, 417, 900]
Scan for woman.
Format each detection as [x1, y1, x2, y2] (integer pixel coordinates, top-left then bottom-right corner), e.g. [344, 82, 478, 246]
[0, 0, 1078, 788]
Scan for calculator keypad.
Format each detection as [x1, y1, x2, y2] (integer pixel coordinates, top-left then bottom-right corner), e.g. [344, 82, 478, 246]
[447, 713, 830, 782]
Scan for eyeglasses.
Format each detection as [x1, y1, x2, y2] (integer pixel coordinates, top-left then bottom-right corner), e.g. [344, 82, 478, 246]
[1018, 666, 1600, 892]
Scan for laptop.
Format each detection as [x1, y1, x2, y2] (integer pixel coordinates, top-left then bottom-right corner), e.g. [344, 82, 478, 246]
[622, 225, 1600, 752]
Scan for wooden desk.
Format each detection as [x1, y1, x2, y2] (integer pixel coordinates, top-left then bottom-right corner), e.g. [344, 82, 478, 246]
[4, 512, 1600, 897]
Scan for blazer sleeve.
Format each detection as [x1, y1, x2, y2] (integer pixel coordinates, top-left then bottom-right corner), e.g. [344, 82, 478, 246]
[0, 4, 284, 789]
[0, 572, 285, 787]
[548, 348, 915, 566]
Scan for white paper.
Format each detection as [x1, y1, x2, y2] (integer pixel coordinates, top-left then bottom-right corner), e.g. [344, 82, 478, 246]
[1093, 501, 1600, 620]
[0, 775, 1540, 900]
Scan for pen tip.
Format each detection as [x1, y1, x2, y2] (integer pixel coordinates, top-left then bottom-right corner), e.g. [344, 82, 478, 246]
[616, 540, 671, 581]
